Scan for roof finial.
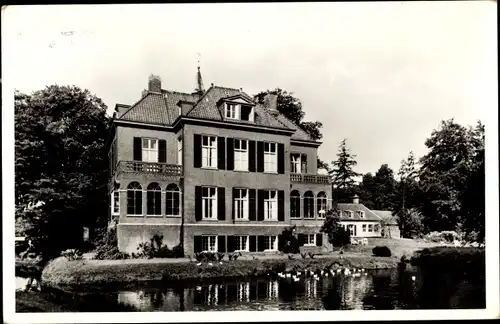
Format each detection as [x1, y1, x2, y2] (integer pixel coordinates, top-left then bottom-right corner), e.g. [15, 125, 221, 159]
[195, 52, 204, 93]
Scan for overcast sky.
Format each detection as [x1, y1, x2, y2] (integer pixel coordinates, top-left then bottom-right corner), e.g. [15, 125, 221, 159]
[4, 2, 497, 176]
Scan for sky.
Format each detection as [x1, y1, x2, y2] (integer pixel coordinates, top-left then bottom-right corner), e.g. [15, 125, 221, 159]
[3, 2, 497, 176]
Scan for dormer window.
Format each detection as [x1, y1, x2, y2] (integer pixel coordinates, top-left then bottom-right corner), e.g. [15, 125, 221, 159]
[357, 211, 365, 218]
[225, 102, 254, 122]
[344, 210, 354, 218]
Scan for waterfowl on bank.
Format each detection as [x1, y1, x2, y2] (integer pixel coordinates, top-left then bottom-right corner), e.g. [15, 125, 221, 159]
[196, 286, 202, 291]
[411, 276, 416, 281]
[196, 262, 202, 266]
[208, 263, 213, 266]
[286, 273, 291, 278]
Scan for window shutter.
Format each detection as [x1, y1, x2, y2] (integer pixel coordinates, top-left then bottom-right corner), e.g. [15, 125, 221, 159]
[232, 188, 236, 222]
[249, 236, 257, 252]
[298, 234, 306, 246]
[194, 236, 202, 253]
[249, 189, 256, 221]
[217, 187, 225, 221]
[217, 137, 226, 170]
[301, 154, 308, 174]
[316, 234, 323, 247]
[278, 190, 285, 221]
[227, 236, 235, 253]
[133, 137, 142, 161]
[218, 236, 226, 253]
[159, 140, 167, 163]
[278, 143, 285, 174]
[257, 190, 265, 221]
[226, 138, 234, 171]
[249, 140, 256, 172]
[257, 236, 265, 252]
[256, 141, 264, 172]
[195, 186, 202, 221]
[193, 134, 202, 168]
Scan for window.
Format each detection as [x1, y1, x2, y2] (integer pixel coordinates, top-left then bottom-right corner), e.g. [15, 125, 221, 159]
[347, 224, 355, 236]
[166, 184, 180, 216]
[268, 281, 278, 299]
[234, 236, 248, 251]
[240, 105, 254, 121]
[290, 190, 301, 218]
[368, 224, 373, 232]
[202, 187, 217, 219]
[362, 224, 367, 232]
[202, 136, 217, 168]
[177, 137, 183, 166]
[263, 236, 278, 251]
[142, 138, 158, 162]
[290, 154, 301, 173]
[316, 192, 327, 218]
[264, 190, 278, 220]
[374, 224, 380, 232]
[344, 210, 354, 218]
[234, 189, 248, 220]
[304, 234, 316, 246]
[303, 191, 315, 218]
[263, 142, 277, 173]
[127, 182, 142, 215]
[234, 139, 248, 171]
[202, 235, 217, 252]
[146, 183, 162, 216]
[357, 210, 365, 218]
[226, 103, 238, 119]
[111, 191, 120, 215]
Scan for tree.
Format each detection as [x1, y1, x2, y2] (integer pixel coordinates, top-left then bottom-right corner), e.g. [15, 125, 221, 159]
[278, 225, 300, 253]
[320, 208, 351, 247]
[397, 208, 425, 239]
[357, 173, 376, 209]
[15, 85, 110, 259]
[371, 164, 397, 210]
[419, 119, 484, 233]
[254, 88, 328, 171]
[329, 139, 361, 202]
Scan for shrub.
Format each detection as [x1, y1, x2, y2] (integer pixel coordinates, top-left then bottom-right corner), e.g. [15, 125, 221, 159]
[60, 249, 83, 261]
[135, 234, 184, 259]
[93, 228, 130, 260]
[424, 231, 460, 244]
[372, 246, 392, 257]
[320, 209, 351, 247]
[278, 226, 300, 253]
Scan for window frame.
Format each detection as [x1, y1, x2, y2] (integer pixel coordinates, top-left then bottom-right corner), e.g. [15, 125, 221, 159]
[264, 190, 278, 220]
[316, 192, 327, 218]
[290, 153, 301, 174]
[234, 139, 249, 171]
[234, 235, 249, 252]
[303, 191, 315, 219]
[263, 142, 278, 173]
[126, 182, 143, 216]
[141, 138, 159, 163]
[357, 210, 365, 218]
[290, 190, 301, 219]
[166, 184, 181, 217]
[111, 191, 120, 215]
[201, 235, 218, 252]
[146, 183, 162, 216]
[362, 224, 367, 232]
[202, 186, 218, 219]
[177, 136, 183, 166]
[201, 135, 217, 168]
[263, 235, 278, 251]
[225, 103, 238, 119]
[368, 224, 373, 232]
[304, 234, 316, 246]
[234, 188, 249, 220]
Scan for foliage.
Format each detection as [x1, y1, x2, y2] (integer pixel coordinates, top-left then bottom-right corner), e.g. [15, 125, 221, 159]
[418, 119, 484, 234]
[278, 225, 300, 253]
[424, 231, 460, 244]
[358, 164, 397, 210]
[60, 249, 83, 261]
[329, 139, 361, 202]
[134, 234, 184, 259]
[320, 208, 351, 247]
[15, 86, 110, 260]
[397, 208, 425, 239]
[372, 246, 392, 257]
[254, 88, 328, 170]
[195, 252, 218, 262]
[94, 228, 130, 260]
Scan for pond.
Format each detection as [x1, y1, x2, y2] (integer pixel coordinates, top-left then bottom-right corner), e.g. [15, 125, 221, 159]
[16, 266, 485, 311]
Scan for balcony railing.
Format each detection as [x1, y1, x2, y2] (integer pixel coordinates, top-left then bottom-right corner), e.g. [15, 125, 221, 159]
[117, 161, 182, 176]
[290, 173, 330, 185]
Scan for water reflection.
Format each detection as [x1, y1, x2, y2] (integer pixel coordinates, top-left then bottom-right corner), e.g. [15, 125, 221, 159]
[26, 267, 481, 312]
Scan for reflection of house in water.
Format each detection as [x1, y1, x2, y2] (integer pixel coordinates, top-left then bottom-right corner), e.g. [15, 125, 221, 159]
[305, 278, 318, 299]
[339, 275, 374, 310]
[118, 290, 152, 311]
[267, 280, 279, 300]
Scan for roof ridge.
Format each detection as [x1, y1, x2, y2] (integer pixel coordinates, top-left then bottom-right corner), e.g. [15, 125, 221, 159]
[119, 93, 151, 119]
[163, 89, 195, 96]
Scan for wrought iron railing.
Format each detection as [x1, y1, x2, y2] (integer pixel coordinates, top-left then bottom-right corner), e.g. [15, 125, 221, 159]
[290, 173, 330, 184]
[117, 161, 182, 176]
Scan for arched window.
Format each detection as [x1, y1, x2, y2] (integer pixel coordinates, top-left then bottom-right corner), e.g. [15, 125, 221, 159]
[303, 191, 314, 218]
[147, 183, 162, 215]
[166, 184, 181, 216]
[127, 182, 142, 215]
[316, 192, 327, 218]
[290, 190, 301, 218]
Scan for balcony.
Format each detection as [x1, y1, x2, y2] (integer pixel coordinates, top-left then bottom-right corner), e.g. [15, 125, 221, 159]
[117, 161, 182, 176]
[290, 173, 330, 185]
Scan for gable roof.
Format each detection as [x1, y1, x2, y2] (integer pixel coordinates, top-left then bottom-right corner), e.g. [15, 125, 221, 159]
[337, 203, 382, 221]
[372, 210, 398, 225]
[274, 114, 315, 142]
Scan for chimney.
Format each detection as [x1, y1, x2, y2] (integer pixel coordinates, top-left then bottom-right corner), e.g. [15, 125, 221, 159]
[115, 104, 131, 118]
[263, 93, 278, 112]
[352, 194, 360, 204]
[141, 89, 148, 98]
[148, 74, 162, 93]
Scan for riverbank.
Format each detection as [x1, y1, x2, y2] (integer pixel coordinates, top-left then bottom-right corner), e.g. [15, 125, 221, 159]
[41, 254, 399, 291]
